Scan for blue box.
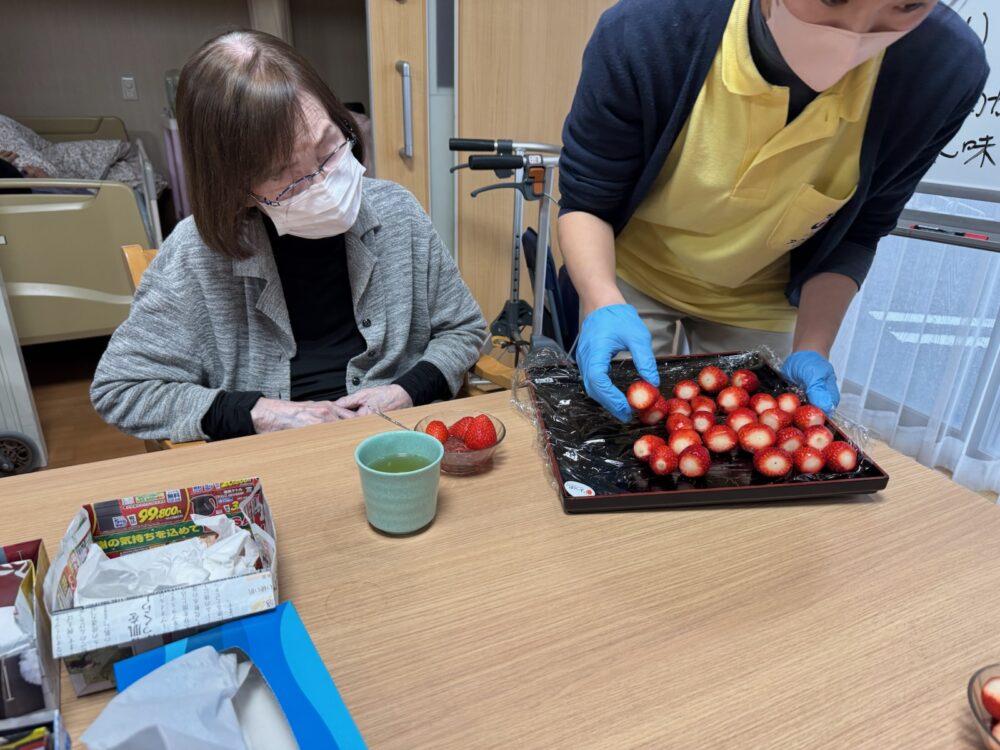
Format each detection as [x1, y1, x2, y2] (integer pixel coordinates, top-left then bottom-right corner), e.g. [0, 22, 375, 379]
[113, 602, 366, 749]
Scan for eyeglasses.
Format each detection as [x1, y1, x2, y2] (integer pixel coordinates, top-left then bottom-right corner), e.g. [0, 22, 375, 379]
[251, 135, 356, 207]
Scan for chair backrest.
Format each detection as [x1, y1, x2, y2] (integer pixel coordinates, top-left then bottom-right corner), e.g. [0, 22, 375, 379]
[121, 244, 158, 293]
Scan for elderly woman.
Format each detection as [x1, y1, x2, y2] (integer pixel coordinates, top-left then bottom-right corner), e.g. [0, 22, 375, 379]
[92, 31, 486, 442]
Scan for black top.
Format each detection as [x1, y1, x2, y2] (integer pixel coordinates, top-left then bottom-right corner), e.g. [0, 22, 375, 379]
[201, 217, 451, 440]
[747, 0, 818, 123]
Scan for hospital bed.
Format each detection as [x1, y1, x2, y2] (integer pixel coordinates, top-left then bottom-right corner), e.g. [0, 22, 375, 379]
[0, 116, 162, 345]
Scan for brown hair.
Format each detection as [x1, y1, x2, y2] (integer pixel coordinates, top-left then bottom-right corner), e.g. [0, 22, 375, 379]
[176, 30, 364, 259]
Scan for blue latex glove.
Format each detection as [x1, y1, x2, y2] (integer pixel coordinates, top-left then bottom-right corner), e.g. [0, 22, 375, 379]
[576, 304, 659, 422]
[782, 350, 841, 415]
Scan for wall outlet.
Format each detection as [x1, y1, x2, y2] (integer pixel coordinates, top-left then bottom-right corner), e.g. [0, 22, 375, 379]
[120, 76, 138, 101]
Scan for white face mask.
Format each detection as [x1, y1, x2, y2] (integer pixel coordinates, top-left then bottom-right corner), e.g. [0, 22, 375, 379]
[261, 150, 366, 239]
[766, 0, 912, 92]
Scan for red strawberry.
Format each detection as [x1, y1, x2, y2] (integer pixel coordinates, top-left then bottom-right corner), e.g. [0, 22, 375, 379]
[649, 445, 678, 476]
[665, 398, 692, 417]
[449, 416, 474, 440]
[776, 392, 801, 414]
[793, 405, 826, 430]
[668, 428, 702, 456]
[626, 380, 660, 411]
[985, 677, 1000, 721]
[750, 393, 778, 415]
[666, 414, 694, 433]
[731, 369, 760, 393]
[704, 424, 738, 454]
[464, 414, 498, 450]
[673, 379, 700, 401]
[425, 420, 450, 445]
[824, 441, 858, 473]
[759, 407, 793, 432]
[697, 366, 729, 393]
[678, 444, 712, 478]
[638, 396, 669, 426]
[691, 411, 715, 434]
[690, 395, 717, 414]
[793, 446, 825, 474]
[717, 386, 750, 414]
[753, 447, 793, 479]
[445, 436, 470, 454]
[804, 425, 834, 452]
[776, 427, 806, 453]
[726, 407, 757, 434]
[738, 423, 776, 454]
[633, 434, 666, 462]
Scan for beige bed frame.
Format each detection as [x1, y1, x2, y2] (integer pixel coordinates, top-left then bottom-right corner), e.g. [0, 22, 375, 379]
[0, 116, 157, 345]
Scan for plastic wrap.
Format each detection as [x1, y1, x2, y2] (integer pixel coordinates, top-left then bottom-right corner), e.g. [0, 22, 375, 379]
[512, 348, 887, 509]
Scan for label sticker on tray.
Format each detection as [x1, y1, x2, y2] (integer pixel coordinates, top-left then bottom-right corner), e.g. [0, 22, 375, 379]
[564, 481, 596, 498]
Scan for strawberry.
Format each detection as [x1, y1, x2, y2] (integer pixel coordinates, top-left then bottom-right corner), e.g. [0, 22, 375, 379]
[638, 396, 669, 426]
[697, 366, 729, 394]
[668, 428, 702, 456]
[738, 423, 776, 454]
[793, 404, 826, 431]
[703, 424, 738, 454]
[750, 393, 778, 415]
[759, 407, 792, 433]
[753, 447, 793, 479]
[673, 379, 700, 401]
[665, 398, 692, 417]
[691, 411, 715, 434]
[626, 380, 660, 411]
[445, 436, 470, 454]
[793, 446, 825, 474]
[649, 445, 678, 476]
[804, 425, 834, 452]
[731, 369, 760, 393]
[776, 427, 806, 453]
[776, 392, 801, 414]
[449, 416, 474, 440]
[690, 395, 717, 414]
[425, 420, 450, 445]
[666, 414, 694, 433]
[464, 414, 498, 450]
[983, 678, 1000, 721]
[717, 386, 750, 414]
[824, 441, 858, 473]
[678, 444, 712, 478]
[633, 434, 666, 462]
[726, 407, 757, 434]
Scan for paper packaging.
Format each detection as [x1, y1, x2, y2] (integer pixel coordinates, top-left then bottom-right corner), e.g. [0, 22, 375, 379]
[0, 540, 68, 750]
[112, 602, 367, 750]
[43, 477, 278, 696]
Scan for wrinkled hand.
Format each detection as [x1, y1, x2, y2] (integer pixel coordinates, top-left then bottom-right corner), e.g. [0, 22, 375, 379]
[333, 385, 413, 417]
[576, 304, 659, 422]
[250, 397, 357, 433]
[781, 351, 840, 415]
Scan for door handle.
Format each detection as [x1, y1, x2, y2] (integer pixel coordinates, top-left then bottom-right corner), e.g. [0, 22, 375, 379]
[395, 60, 413, 160]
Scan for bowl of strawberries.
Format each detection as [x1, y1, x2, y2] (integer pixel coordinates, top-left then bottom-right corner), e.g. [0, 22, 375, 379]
[969, 664, 1000, 748]
[415, 411, 506, 476]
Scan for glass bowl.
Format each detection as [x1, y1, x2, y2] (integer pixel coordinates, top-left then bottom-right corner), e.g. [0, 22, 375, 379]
[968, 664, 1000, 749]
[413, 410, 505, 476]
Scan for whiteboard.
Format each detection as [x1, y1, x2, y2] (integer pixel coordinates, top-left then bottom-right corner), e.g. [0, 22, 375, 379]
[921, 1, 999, 202]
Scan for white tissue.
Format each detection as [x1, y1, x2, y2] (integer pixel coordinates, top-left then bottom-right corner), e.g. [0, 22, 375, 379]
[74, 515, 260, 607]
[81, 646, 249, 750]
[0, 605, 31, 657]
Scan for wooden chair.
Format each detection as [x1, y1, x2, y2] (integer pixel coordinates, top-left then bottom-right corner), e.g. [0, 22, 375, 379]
[120, 244, 206, 452]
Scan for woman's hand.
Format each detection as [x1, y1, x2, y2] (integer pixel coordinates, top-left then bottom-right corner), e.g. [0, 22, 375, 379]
[781, 351, 840, 415]
[250, 397, 358, 433]
[333, 385, 413, 416]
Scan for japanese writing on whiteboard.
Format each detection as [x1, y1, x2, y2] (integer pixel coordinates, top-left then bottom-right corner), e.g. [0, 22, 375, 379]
[940, 8, 996, 172]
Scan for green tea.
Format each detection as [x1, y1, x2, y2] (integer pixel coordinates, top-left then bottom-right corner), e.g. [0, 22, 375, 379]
[368, 453, 433, 473]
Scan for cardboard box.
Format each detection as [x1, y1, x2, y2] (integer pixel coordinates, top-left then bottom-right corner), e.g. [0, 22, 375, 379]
[114, 602, 367, 750]
[43, 478, 278, 696]
[0, 540, 68, 750]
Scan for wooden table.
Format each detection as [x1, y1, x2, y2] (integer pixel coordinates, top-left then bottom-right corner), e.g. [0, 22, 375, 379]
[3, 391, 999, 749]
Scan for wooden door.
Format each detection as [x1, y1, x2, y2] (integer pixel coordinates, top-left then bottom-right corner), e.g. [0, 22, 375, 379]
[368, 0, 430, 209]
[456, 0, 614, 325]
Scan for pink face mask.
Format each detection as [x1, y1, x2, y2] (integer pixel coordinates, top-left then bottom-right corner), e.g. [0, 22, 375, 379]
[766, 0, 912, 92]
